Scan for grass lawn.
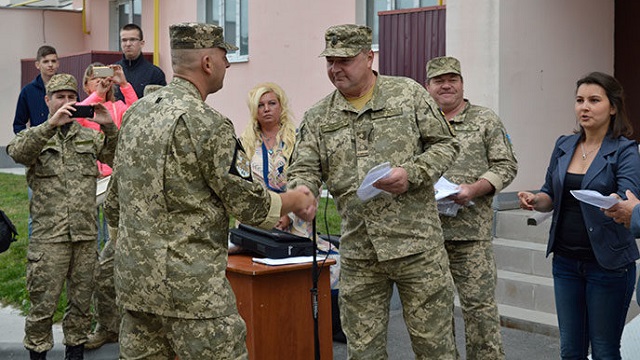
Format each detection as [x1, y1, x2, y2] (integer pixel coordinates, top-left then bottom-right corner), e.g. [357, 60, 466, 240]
[0, 173, 29, 312]
[0, 172, 342, 321]
[316, 194, 342, 236]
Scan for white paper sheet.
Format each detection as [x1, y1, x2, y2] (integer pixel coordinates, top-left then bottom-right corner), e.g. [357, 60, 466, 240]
[96, 176, 110, 205]
[434, 177, 460, 201]
[252, 256, 315, 266]
[570, 189, 619, 209]
[357, 162, 392, 201]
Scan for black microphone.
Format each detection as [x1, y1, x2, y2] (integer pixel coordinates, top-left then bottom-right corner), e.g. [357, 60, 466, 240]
[310, 216, 320, 360]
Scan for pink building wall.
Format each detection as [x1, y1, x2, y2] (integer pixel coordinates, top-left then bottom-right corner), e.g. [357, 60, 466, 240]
[219, 0, 360, 132]
[80, 0, 368, 134]
[0, 8, 85, 146]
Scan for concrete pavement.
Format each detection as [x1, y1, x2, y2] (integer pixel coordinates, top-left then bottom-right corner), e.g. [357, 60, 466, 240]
[1, 304, 561, 360]
[332, 306, 561, 360]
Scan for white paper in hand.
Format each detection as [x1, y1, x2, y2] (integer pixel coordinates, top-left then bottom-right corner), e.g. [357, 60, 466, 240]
[434, 177, 460, 201]
[357, 162, 392, 201]
[570, 189, 620, 209]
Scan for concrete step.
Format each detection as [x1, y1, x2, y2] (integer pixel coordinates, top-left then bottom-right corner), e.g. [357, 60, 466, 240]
[496, 270, 556, 315]
[498, 303, 558, 337]
[494, 267, 640, 332]
[494, 209, 550, 244]
[493, 238, 551, 278]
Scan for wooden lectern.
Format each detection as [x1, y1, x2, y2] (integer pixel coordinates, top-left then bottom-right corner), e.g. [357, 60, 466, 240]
[226, 254, 335, 360]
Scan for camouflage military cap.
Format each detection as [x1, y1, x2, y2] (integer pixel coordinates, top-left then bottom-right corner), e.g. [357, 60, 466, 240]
[46, 73, 78, 95]
[319, 24, 372, 57]
[426, 56, 462, 79]
[170, 22, 239, 51]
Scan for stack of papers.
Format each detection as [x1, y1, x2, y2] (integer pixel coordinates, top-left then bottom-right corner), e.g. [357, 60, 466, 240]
[570, 190, 619, 209]
[434, 177, 464, 217]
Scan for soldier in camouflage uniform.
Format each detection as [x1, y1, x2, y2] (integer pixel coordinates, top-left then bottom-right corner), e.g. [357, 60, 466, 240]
[106, 23, 315, 360]
[7, 73, 118, 360]
[425, 56, 518, 360]
[287, 24, 460, 360]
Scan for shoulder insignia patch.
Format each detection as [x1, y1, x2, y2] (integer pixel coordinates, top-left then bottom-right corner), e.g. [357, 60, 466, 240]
[229, 138, 252, 181]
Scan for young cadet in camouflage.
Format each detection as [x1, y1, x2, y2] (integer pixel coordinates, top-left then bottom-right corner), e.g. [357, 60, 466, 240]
[426, 56, 518, 360]
[106, 22, 315, 360]
[287, 24, 460, 360]
[6, 73, 118, 360]
[84, 84, 170, 353]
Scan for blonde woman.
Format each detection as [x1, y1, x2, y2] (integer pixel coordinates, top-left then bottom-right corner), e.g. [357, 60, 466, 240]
[240, 82, 310, 237]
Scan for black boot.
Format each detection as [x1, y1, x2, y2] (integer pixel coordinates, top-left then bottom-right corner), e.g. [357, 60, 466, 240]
[64, 344, 84, 360]
[29, 350, 47, 360]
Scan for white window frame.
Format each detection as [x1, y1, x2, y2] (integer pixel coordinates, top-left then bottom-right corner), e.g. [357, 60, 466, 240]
[109, 0, 142, 51]
[197, 0, 249, 63]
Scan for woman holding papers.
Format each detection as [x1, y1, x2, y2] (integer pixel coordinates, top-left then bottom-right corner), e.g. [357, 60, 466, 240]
[517, 72, 640, 360]
[240, 82, 312, 237]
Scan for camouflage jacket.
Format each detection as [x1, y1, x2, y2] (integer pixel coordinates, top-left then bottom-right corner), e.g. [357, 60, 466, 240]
[288, 74, 459, 261]
[7, 120, 117, 243]
[108, 77, 281, 319]
[440, 101, 518, 241]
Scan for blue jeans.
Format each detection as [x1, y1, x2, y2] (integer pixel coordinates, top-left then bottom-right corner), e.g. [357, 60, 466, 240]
[552, 254, 635, 360]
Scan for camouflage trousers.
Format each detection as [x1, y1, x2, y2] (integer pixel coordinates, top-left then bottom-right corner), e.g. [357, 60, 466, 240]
[92, 235, 120, 333]
[445, 240, 505, 360]
[119, 309, 248, 360]
[24, 240, 97, 353]
[339, 246, 456, 360]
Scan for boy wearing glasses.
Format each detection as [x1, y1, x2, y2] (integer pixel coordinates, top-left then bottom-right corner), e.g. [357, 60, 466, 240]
[114, 23, 166, 101]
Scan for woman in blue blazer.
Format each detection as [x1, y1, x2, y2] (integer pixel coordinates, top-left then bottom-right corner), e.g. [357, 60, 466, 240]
[518, 72, 640, 360]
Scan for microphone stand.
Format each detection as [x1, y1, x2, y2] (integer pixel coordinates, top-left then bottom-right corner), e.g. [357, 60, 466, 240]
[311, 217, 320, 360]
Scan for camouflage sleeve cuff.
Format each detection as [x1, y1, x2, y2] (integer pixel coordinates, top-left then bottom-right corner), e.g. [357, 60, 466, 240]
[402, 162, 425, 189]
[288, 179, 320, 198]
[481, 171, 504, 193]
[256, 191, 282, 229]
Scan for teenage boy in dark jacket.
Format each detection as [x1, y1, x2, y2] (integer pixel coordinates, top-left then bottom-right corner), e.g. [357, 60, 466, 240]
[114, 23, 166, 101]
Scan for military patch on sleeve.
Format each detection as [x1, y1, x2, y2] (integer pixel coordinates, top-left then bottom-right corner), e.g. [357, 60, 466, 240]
[505, 133, 513, 146]
[229, 139, 253, 181]
[298, 122, 307, 142]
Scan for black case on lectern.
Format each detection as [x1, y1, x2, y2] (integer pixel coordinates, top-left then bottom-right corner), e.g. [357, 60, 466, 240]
[229, 224, 314, 259]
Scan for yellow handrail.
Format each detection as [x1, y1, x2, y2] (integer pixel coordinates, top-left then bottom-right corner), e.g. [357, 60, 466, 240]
[82, 0, 90, 34]
[153, 0, 160, 66]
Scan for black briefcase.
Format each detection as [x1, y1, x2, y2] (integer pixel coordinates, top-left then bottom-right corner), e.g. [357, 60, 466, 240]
[229, 224, 314, 259]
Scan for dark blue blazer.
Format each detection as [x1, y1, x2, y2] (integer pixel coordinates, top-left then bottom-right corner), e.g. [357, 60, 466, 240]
[12, 75, 49, 134]
[541, 133, 640, 269]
